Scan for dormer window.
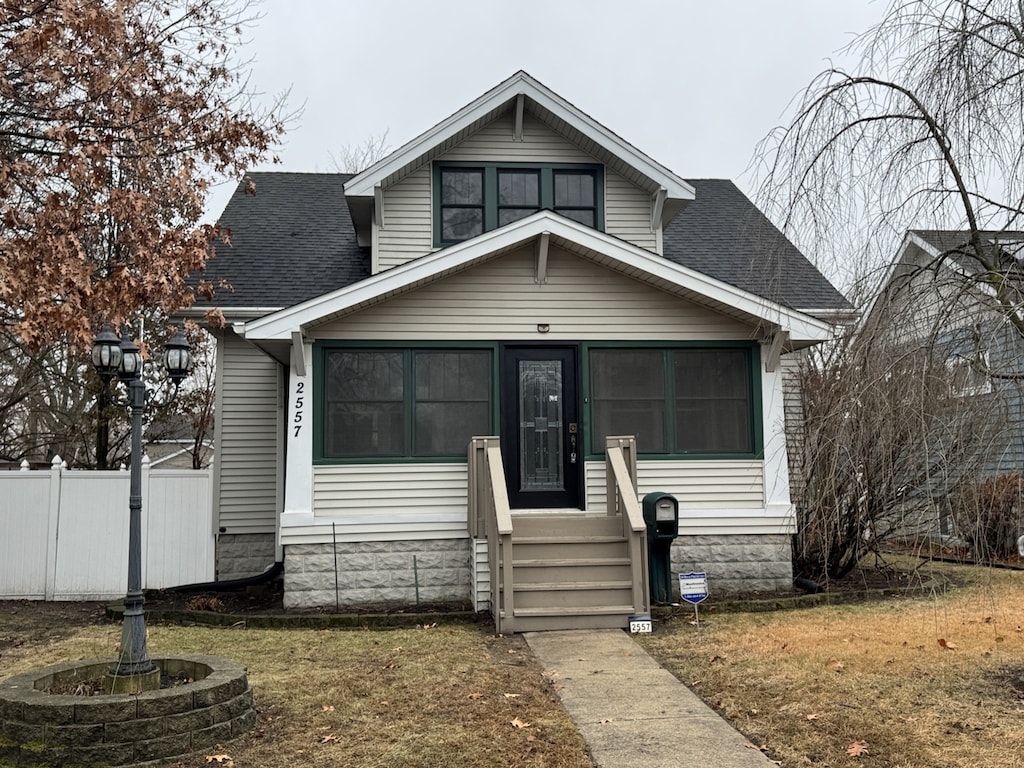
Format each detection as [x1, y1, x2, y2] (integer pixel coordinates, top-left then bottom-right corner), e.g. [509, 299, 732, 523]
[434, 162, 603, 246]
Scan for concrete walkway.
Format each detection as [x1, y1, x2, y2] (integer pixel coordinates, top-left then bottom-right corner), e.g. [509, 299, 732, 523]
[524, 629, 777, 768]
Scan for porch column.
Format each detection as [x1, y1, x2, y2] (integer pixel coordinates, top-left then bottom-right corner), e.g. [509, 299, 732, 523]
[281, 339, 314, 527]
[760, 346, 794, 526]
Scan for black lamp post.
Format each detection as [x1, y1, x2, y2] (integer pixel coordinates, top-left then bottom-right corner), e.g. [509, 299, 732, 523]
[92, 322, 191, 692]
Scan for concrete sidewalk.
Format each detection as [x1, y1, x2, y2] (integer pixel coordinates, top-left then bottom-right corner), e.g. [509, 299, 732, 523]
[524, 629, 777, 768]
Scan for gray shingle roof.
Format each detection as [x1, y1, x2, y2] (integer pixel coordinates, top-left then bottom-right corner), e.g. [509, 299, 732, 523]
[911, 229, 1024, 273]
[195, 172, 848, 314]
[196, 173, 369, 310]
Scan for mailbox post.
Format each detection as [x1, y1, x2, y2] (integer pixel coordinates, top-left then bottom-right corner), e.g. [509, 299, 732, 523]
[642, 492, 679, 604]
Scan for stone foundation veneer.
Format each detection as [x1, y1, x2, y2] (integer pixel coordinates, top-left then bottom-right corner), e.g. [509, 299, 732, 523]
[217, 533, 276, 580]
[670, 534, 793, 595]
[284, 539, 472, 609]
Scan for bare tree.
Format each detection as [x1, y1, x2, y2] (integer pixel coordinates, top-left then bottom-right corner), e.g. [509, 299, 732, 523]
[757, 0, 1024, 320]
[330, 130, 391, 173]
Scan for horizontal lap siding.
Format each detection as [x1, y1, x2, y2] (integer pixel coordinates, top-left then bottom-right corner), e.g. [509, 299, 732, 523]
[287, 464, 470, 545]
[317, 247, 751, 340]
[586, 460, 765, 511]
[217, 334, 280, 534]
[377, 112, 656, 272]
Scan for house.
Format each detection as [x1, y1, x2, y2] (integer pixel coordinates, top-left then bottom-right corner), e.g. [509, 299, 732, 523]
[190, 72, 849, 630]
[860, 229, 1024, 538]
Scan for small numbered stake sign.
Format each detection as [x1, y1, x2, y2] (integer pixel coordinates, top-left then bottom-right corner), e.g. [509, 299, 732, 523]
[629, 615, 653, 634]
[678, 572, 709, 605]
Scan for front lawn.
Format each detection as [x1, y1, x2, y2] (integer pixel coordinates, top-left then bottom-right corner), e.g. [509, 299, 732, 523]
[639, 557, 1024, 767]
[0, 605, 590, 768]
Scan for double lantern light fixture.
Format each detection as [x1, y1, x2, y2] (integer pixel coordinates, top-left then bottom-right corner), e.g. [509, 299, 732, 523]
[90, 321, 192, 691]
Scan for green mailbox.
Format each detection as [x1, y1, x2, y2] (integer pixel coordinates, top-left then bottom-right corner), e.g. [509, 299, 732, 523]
[642, 492, 679, 603]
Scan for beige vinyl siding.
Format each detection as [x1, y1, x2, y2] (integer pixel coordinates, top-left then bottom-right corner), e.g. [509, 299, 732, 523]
[586, 460, 765, 511]
[215, 332, 281, 534]
[376, 111, 657, 271]
[315, 246, 751, 341]
[378, 166, 432, 271]
[606, 172, 657, 251]
[280, 464, 470, 546]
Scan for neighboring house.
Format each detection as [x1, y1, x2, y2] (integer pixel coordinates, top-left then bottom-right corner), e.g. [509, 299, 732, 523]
[190, 72, 850, 629]
[862, 229, 1024, 536]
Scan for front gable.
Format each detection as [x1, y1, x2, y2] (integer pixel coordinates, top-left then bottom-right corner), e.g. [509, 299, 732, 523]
[344, 71, 693, 264]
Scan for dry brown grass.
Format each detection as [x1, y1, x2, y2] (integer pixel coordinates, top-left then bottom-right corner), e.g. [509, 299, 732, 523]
[0, 608, 590, 768]
[640, 558, 1024, 768]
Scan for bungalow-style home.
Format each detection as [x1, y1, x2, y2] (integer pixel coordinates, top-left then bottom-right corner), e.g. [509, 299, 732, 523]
[191, 72, 849, 631]
[861, 229, 1024, 536]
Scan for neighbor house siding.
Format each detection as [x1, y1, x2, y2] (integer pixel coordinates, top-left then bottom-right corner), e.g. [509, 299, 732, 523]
[315, 246, 751, 341]
[376, 112, 657, 271]
[214, 331, 281, 534]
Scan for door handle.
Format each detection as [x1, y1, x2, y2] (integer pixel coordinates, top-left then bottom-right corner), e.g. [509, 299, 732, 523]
[569, 423, 578, 464]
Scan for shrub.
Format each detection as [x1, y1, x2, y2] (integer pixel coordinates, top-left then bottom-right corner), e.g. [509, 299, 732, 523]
[950, 472, 1024, 560]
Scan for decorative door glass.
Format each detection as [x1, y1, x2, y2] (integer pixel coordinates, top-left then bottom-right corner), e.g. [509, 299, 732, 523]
[518, 360, 564, 492]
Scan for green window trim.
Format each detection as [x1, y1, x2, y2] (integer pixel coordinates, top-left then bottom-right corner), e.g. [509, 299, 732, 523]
[581, 342, 763, 461]
[314, 341, 500, 465]
[433, 161, 605, 247]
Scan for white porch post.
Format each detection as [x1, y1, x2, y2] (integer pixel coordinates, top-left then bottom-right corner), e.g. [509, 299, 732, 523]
[282, 340, 314, 526]
[760, 346, 794, 523]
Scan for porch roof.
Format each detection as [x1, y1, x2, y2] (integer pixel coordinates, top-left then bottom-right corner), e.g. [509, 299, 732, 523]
[242, 210, 835, 347]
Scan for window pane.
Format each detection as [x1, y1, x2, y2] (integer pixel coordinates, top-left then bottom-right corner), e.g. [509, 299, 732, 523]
[673, 350, 751, 453]
[557, 209, 595, 227]
[325, 351, 404, 457]
[498, 171, 539, 206]
[498, 208, 537, 226]
[414, 351, 490, 456]
[441, 170, 483, 204]
[442, 208, 483, 241]
[590, 350, 666, 453]
[554, 172, 595, 206]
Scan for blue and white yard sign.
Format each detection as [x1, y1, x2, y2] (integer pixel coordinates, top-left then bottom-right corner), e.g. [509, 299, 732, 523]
[678, 572, 709, 605]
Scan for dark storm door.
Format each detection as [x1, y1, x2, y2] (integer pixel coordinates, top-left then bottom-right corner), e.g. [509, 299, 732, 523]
[501, 346, 582, 509]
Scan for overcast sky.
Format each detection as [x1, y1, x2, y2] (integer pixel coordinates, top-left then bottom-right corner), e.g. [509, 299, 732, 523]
[207, 0, 884, 239]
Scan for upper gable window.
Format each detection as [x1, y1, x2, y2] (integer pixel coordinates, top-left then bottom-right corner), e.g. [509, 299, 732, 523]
[434, 162, 604, 246]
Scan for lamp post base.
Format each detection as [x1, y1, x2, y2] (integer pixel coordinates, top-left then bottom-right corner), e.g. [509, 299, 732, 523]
[104, 666, 162, 694]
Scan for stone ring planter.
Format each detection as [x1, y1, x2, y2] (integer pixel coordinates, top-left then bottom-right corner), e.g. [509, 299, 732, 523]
[0, 655, 254, 767]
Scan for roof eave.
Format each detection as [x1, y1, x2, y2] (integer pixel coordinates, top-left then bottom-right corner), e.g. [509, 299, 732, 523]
[243, 211, 835, 346]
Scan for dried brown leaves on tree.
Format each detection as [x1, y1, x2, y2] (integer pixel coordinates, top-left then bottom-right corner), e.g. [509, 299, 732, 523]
[0, 0, 287, 349]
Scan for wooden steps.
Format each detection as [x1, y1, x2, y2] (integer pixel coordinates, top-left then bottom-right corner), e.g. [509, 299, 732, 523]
[495, 512, 644, 633]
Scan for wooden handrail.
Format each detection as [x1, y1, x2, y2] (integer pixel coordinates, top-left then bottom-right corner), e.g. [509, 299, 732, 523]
[468, 437, 514, 633]
[607, 445, 645, 533]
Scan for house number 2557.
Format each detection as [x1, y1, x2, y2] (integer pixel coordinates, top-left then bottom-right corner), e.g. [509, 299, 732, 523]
[293, 381, 304, 437]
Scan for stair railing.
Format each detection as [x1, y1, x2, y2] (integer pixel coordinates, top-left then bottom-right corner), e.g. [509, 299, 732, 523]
[605, 436, 650, 617]
[468, 436, 513, 633]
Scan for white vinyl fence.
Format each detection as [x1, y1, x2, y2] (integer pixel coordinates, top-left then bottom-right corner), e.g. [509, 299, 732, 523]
[1, 456, 214, 600]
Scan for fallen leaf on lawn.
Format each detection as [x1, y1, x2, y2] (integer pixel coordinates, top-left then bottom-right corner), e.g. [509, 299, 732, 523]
[938, 638, 957, 650]
[418, 622, 438, 629]
[805, 713, 819, 721]
[205, 756, 232, 765]
[511, 717, 531, 729]
[503, 693, 520, 698]
[600, 717, 613, 724]
[467, 692, 484, 700]
[526, 734, 536, 742]
[321, 705, 335, 712]
[826, 658, 845, 671]
[847, 740, 869, 756]
[554, 684, 564, 691]
[321, 734, 339, 743]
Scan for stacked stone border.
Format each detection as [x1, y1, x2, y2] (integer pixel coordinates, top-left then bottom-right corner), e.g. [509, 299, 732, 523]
[0, 655, 253, 767]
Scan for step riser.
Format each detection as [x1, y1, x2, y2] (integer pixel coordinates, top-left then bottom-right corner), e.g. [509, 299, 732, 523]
[511, 564, 633, 583]
[512, 588, 635, 610]
[504, 613, 634, 632]
[511, 514, 625, 538]
[511, 541, 628, 560]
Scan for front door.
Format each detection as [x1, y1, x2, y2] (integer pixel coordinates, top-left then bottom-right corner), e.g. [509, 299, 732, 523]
[501, 345, 581, 509]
